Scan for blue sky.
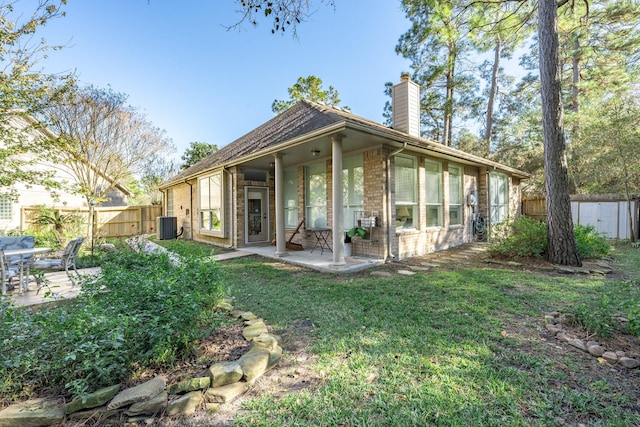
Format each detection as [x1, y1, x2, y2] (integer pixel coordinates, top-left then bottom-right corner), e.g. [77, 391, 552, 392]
[30, 1, 414, 160]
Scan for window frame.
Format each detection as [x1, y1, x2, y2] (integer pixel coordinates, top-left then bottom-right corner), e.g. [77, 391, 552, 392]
[198, 171, 224, 235]
[0, 196, 12, 221]
[394, 154, 418, 230]
[305, 163, 327, 229]
[489, 172, 509, 225]
[284, 168, 299, 228]
[343, 154, 364, 229]
[424, 159, 443, 228]
[447, 164, 463, 226]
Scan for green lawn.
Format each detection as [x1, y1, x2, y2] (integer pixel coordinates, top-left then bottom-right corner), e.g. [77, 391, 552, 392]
[219, 245, 640, 426]
[2, 238, 638, 426]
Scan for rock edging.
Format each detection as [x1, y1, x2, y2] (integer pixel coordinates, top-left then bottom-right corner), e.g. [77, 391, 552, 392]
[0, 303, 282, 427]
[545, 312, 640, 369]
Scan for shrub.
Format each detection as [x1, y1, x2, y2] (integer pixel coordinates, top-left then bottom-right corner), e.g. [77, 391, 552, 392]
[0, 250, 226, 400]
[489, 218, 612, 260]
[489, 216, 547, 258]
[573, 224, 612, 259]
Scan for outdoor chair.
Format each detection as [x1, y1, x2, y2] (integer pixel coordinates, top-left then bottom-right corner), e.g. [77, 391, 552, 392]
[0, 249, 19, 295]
[32, 237, 85, 286]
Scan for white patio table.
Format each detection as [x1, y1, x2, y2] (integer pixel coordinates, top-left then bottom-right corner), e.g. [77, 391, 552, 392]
[3, 247, 51, 293]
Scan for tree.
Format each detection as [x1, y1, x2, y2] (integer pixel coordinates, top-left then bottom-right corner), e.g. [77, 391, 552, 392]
[0, 1, 72, 199]
[180, 141, 218, 170]
[139, 157, 179, 204]
[45, 84, 174, 205]
[230, 0, 335, 35]
[538, 0, 581, 266]
[469, 1, 535, 156]
[272, 75, 347, 114]
[571, 94, 640, 241]
[396, 0, 479, 146]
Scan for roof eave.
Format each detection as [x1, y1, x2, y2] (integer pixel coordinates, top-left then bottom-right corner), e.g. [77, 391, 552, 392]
[346, 121, 531, 180]
[159, 121, 348, 189]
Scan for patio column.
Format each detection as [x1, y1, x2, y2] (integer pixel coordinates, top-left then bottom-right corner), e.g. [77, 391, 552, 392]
[331, 134, 345, 265]
[274, 153, 288, 257]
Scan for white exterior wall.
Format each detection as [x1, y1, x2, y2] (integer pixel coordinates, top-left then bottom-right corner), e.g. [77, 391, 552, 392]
[0, 116, 87, 234]
[571, 200, 639, 240]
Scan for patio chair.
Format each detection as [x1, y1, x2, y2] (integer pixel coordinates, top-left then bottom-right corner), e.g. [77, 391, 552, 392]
[32, 237, 85, 286]
[0, 249, 19, 295]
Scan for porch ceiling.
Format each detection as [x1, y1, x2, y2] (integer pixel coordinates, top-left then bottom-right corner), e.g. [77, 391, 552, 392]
[238, 128, 387, 170]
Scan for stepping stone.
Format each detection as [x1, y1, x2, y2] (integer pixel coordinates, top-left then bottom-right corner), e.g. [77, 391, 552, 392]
[397, 270, 416, 276]
[371, 271, 392, 277]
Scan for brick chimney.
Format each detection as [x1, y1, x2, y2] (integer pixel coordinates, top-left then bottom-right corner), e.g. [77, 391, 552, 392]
[392, 73, 420, 138]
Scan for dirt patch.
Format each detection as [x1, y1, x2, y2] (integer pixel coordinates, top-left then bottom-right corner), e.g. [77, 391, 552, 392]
[157, 320, 321, 427]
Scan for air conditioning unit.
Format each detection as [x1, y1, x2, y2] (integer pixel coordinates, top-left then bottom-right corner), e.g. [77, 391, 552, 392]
[157, 216, 177, 240]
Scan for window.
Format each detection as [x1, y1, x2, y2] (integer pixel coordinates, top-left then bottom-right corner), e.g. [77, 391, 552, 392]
[490, 172, 509, 224]
[0, 197, 12, 220]
[395, 154, 417, 229]
[425, 160, 443, 227]
[305, 163, 326, 228]
[167, 189, 174, 217]
[199, 172, 223, 232]
[448, 165, 462, 226]
[284, 168, 298, 227]
[343, 154, 363, 229]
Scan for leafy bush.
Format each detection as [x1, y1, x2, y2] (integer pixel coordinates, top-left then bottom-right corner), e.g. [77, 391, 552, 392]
[489, 216, 547, 258]
[30, 205, 86, 248]
[489, 218, 612, 260]
[0, 250, 226, 400]
[573, 224, 612, 259]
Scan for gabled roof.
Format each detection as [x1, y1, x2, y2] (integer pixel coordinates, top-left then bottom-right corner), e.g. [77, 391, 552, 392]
[163, 101, 345, 186]
[162, 100, 529, 188]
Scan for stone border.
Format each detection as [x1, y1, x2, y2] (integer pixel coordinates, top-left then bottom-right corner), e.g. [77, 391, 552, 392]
[545, 312, 640, 369]
[0, 302, 281, 426]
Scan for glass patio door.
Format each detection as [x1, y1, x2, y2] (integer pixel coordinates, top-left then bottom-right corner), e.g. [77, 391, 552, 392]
[246, 187, 269, 243]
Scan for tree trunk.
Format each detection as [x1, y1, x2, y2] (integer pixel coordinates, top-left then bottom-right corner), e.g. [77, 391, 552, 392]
[571, 36, 580, 112]
[443, 46, 455, 146]
[484, 37, 501, 157]
[538, 0, 581, 266]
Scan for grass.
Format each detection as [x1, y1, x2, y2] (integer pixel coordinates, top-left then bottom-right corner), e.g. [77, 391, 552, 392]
[220, 245, 640, 426]
[2, 237, 639, 425]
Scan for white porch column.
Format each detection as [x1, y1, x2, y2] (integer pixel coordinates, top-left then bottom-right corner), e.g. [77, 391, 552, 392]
[274, 153, 288, 257]
[331, 134, 345, 265]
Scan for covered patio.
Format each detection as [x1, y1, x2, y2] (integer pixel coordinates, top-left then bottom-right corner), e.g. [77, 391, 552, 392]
[239, 245, 385, 274]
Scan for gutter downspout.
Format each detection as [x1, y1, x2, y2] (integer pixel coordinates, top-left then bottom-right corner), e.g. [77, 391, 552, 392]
[386, 142, 407, 261]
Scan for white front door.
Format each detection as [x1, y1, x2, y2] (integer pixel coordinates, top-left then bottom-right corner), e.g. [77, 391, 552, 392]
[245, 187, 269, 243]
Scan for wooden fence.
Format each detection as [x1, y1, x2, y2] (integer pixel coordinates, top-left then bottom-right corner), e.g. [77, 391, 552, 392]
[22, 205, 163, 238]
[521, 197, 546, 221]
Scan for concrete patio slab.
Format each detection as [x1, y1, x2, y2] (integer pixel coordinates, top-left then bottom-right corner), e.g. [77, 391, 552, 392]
[237, 245, 384, 274]
[7, 267, 101, 307]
